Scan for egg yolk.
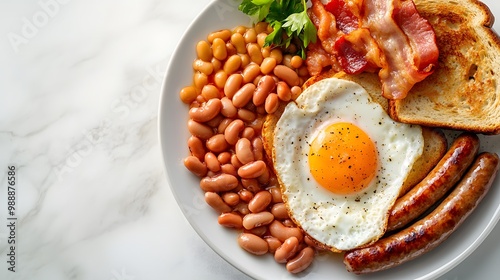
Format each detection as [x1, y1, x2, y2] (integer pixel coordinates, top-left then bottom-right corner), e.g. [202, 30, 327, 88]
[308, 122, 377, 195]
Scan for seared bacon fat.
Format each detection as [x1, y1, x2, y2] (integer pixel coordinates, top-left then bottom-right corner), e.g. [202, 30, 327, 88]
[306, 0, 438, 100]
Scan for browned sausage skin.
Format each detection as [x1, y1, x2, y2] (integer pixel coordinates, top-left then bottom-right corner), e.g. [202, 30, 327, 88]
[387, 133, 480, 232]
[344, 152, 499, 274]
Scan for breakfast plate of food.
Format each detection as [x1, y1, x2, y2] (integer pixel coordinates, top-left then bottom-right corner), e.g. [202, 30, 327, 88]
[159, 0, 500, 278]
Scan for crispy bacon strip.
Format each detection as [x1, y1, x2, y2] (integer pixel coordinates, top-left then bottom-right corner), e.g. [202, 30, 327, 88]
[306, 0, 439, 99]
[363, 0, 438, 99]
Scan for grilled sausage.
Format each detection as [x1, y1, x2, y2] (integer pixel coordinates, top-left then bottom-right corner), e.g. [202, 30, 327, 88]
[387, 133, 480, 232]
[344, 152, 499, 274]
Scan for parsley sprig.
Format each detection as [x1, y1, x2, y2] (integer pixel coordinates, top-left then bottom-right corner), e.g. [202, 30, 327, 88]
[239, 0, 317, 58]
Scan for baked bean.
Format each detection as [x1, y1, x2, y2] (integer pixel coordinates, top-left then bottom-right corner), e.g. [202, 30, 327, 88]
[277, 81, 292, 101]
[183, 156, 207, 177]
[224, 55, 242, 75]
[179, 86, 198, 104]
[241, 178, 261, 193]
[255, 22, 268, 34]
[275, 236, 300, 263]
[217, 118, 233, 134]
[265, 236, 282, 254]
[252, 137, 264, 161]
[225, 42, 237, 57]
[217, 151, 231, 165]
[235, 138, 254, 164]
[241, 128, 254, 140]
[290, 55, 303, 69]
[234, 202, 250, 215]
[269, 220, 303, 242]
[240, 54, 251, 68]
[193, 59, 214, 76]
[261, 47, 271, 58]
[218, 99, 236, 119]
[218, 212, 243, 229]
[205, 114, 223, 128]
[224, 119, 244, 145]
[205, 192, 231, 213]
[282, 219, 295, 228]
[238, 189, 254, 203]
[196, 40, 212, 62]
[298, 65, 309, 77]
[187, 136, 205, 160]
[188, 98, 221, 123]
[206, 134, 229, 153]
[274, 65, 299, 87]
[213, 70, 228, 89]
[247, 43, 263, 65]
[208, 29, 232, 43]
[238, 233, 268, 255]
[291, 86, 302, 100]
[204, 152, 220, 173]
[270, 49, 283, 64]
[286, 247, 315, 274]
[271, 203, 289, 220]
[248, 225, 268, 237]
[253, 75, 275, 106]
[260, 57, 277, 74]
[268, 186, 284, 203]
[257, 167, 270, 185]
[234, 25, 247, 35]
[188, 119, 214, 140]
[243, 28, 257, 44]
[238, 160, 266, 179]
[242, 211, 274, 229]
[286, 43, 298, 54]
[256, 32, 267, 47]
[241, 65, 258, 85]
[221, 163, 237, 177]
[231, 154, 243, 169]
[237, 108, 256, 122]
[200, 174, 239, 192]
[201, 84, 220, 100]
[211, 57, 222, 72]
[232, 83, 256, 108]
[265, 93, 279, 114]
[222, 192, 240, 206]
[193, 72, 208, 89]
[224, 74, 243, 99]
[248, 190, 272, 213]
[212, 38, 227, 61]
[231, 33, 246, 54]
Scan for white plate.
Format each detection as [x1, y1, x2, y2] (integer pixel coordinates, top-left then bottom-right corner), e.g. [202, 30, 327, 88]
[159, 0, 500, 279]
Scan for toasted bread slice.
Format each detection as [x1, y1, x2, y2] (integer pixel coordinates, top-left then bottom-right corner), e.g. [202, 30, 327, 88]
[389, 0, 500, 134]
[262, 73, 448, 197]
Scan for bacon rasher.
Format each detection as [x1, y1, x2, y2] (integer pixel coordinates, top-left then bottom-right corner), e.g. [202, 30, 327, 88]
[305, 0, 439, 100]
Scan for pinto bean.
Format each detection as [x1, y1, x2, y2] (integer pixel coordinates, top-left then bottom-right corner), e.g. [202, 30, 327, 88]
[275, 236, 300, 263]
[200, 174, 239, 192]
[248, 190, 272, 213]
[205, 192, 231, 213]
[242, 211, 274, 229]
[188, 98, 222, 122]
[218, 212, 243, 229]
[286, 247, 315, 274]
[238, 233, 268, 255]
[183, 156, 207, 177]
[269, 220, 303, 243]
[238, 160, 267, 179]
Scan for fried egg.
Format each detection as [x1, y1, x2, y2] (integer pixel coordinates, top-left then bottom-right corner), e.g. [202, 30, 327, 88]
[273, 77, 424, 251]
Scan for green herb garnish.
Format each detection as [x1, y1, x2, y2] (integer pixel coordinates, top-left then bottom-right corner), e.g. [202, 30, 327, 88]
[239, 0, 317, 58]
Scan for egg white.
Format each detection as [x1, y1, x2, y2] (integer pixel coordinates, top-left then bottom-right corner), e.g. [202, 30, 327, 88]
[273, 78, 424, 251]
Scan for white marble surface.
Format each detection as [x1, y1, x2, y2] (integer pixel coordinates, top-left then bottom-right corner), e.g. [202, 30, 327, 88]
[0, 0, 499, 279]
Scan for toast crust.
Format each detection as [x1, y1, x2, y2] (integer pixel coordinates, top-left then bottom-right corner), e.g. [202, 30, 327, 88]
[389, 0, 500, 134]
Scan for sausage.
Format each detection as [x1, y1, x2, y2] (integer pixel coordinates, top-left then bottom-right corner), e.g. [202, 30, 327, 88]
[343, 152, 499, 274]
[387, 133, 480, 232]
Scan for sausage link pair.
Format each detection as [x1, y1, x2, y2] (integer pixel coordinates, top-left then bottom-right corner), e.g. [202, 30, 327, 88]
[387, 133, 480, 231]
[344, 152, 499, 274]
